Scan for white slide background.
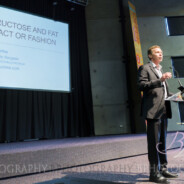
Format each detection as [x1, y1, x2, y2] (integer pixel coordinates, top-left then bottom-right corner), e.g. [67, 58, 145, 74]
[0, 6, 70, 92]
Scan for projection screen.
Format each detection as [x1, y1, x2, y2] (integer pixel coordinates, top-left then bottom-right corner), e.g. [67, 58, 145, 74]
[0, 6, 70, 92]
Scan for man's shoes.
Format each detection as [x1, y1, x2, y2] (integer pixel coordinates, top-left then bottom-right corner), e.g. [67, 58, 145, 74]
[149, 173, 170, 183]
[161, 170, 178, 178]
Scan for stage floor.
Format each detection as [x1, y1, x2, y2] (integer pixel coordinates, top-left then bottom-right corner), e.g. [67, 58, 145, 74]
[0, 133, 181, 180]
[1, 149, 184, 184]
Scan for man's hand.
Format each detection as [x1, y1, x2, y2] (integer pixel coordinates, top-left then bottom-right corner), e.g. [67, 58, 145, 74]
[160, 72, 172, 82]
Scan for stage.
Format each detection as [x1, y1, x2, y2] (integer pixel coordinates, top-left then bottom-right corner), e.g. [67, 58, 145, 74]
[0, 132, 181, 180]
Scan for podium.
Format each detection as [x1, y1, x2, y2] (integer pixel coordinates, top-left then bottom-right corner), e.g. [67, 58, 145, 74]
[166, 91, 184, 124]
[178, 102, 184, 123]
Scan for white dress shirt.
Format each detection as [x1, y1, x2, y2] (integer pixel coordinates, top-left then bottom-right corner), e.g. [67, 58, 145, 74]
[150, 61, 168, 99]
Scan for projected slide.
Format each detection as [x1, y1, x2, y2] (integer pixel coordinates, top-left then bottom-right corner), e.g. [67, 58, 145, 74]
[0, 6, 70, 92]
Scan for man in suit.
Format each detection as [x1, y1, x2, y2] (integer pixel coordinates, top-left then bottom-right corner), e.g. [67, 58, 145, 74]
[137, 45, 178, 183]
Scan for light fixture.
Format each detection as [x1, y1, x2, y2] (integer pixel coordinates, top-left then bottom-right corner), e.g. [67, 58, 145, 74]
[66, 0, 88, 6]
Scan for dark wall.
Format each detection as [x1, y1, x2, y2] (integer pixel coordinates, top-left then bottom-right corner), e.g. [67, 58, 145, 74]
[119, 0, 145, 133]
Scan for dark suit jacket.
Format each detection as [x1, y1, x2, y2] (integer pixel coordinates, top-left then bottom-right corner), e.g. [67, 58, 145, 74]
[137, 62, 172, 119]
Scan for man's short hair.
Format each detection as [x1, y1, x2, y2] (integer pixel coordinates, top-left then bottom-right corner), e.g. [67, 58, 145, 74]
[147, 45, 161, 59]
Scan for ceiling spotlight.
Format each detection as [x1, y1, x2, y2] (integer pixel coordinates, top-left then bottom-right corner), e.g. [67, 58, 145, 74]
[66, 0, 88, 6]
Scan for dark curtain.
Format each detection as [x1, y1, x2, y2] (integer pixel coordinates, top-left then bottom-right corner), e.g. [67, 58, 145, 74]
[0, 0, 94, 142]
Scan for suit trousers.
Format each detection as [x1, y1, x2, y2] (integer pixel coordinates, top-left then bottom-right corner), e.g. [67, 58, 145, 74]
[146, 114, 168, 174]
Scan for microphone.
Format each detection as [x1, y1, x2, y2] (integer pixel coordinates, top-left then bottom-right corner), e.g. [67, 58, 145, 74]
[170, 66, 184, 94]
[178, 80, 184, 93]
